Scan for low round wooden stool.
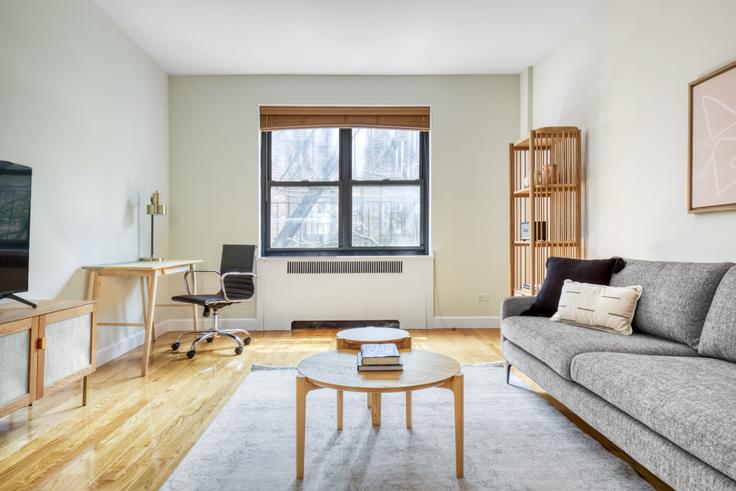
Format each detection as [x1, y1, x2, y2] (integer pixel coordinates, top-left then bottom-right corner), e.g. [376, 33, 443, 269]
[335, 326, 412, 350]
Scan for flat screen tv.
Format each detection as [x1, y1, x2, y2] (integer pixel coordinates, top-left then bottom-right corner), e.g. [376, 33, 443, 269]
[0, 161, 35, 307]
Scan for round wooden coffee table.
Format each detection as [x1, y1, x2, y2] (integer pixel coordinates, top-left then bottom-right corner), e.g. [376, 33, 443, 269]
[336, 326, 412, 350]
[295, 350, 463, 479]
[336, 326, 413, 410]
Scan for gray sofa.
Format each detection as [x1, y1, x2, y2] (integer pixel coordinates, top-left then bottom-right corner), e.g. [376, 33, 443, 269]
[501, 259, 736, 490]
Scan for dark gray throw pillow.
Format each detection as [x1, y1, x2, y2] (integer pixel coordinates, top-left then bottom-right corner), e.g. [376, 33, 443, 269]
[521, 256, 626, 318]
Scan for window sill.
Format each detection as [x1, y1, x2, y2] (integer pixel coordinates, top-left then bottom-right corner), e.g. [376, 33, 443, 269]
[257, 253, 434, 262]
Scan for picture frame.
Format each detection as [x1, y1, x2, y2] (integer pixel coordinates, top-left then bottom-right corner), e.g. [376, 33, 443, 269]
[688, 60, 736, 213]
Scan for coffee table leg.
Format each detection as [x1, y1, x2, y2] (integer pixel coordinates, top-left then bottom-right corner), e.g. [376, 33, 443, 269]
[371, 393, 382, 427]
[337, 390, 343, 431]
[406, 391, 412, 428]
[296, 375, 320, 480]
[452, 374, 464, 478]
[367, 393, 371, 409]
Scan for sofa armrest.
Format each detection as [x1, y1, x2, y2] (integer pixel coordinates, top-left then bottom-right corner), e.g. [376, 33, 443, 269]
[500, 296, 536, 320]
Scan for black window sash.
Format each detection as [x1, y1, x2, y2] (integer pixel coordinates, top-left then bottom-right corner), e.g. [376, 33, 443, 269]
[261, 129, 429, 256]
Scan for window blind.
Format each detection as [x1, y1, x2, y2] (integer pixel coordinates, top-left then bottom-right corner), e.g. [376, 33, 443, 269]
[259, 106, 430, 131]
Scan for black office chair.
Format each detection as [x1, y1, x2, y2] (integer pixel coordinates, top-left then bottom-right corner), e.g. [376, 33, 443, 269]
[171, 244, 256, 358]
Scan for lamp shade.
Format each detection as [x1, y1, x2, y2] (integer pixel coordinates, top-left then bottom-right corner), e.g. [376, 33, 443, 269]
[146, 191, 167, 216]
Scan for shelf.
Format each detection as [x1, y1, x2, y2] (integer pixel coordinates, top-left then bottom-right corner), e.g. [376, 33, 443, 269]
[512, 183, 578, 198]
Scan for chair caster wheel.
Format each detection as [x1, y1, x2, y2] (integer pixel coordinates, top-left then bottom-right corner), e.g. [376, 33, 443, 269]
[235, 346, 243, 355]
[206, 336, 214, 343]
[186, 350, 196, 359]
[171, 342, 180, 351]
[244, 337, 252, 346]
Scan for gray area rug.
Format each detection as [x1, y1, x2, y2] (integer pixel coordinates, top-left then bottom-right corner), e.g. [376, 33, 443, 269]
[164, 365, 650, 490]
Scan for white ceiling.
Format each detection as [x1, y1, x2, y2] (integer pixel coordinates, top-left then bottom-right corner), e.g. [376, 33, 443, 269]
[94, 0, 600, 75]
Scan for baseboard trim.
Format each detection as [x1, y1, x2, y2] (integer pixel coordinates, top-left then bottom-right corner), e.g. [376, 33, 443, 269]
[429, 316, 500, 329]
[158, 318, 260, 332]
[95, 330, 145, 367]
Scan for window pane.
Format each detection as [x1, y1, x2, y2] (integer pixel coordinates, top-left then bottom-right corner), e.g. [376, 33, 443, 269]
[352, 186, 420, 247]
[270, 187, 338, 248]
[271, 128, 339, 181]
[352, 128, 420, 180]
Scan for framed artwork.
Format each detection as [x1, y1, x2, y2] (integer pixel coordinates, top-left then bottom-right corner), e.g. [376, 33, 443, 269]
[689, 60, 736, 213]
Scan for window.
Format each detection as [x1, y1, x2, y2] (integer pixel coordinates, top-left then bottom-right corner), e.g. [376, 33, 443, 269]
[261, 127, 429, 255]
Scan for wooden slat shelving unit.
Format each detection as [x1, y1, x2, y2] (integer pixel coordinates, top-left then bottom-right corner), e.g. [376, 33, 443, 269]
[509, 126, 582, 296]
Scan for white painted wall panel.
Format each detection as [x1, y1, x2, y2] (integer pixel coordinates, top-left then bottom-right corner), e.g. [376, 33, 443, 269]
[257, 257, 433, 330]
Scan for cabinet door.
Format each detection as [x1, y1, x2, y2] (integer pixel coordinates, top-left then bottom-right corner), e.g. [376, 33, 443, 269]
[0, 318, 38, 418]
[37, 304, 95, 398]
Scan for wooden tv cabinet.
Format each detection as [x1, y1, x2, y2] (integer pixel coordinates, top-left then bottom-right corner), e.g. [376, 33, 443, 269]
[0, 300, 97, 418]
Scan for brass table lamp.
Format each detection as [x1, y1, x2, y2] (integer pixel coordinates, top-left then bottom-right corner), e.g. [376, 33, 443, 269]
[141, 191, 167, 261]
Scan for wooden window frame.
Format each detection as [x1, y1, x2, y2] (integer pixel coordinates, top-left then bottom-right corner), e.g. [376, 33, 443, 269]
[261, 128, 430, 257]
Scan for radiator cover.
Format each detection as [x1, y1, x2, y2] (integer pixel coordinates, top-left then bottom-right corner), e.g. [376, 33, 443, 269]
[256, 256, 433, 330]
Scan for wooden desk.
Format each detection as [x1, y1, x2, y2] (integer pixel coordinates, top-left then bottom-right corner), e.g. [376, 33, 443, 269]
[83, 260, 202, 376]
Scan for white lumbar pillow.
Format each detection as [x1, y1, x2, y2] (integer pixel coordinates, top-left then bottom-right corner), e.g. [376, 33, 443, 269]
[551, 280, 643, 335]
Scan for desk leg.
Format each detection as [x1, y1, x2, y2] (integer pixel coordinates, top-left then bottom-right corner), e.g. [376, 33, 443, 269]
[190, 263, 199, 331]
[82, 376, 89, 406]
[141, 272, 159, 376]
[139, 277, 152, 341]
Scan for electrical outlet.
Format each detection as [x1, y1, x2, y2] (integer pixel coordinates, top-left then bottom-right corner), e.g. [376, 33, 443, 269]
[476, 293, 490, 303]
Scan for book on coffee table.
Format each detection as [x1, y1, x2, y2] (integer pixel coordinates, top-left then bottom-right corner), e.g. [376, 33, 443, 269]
[357, 356, 403, 371]
[357, 343, 403, 371]
[359, 343, 401, 365]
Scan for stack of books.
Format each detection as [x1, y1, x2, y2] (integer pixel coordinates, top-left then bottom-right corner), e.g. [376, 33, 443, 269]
[357, 343, 403, 372]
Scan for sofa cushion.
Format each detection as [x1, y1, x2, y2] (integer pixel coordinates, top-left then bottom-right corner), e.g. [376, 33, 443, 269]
[700, 266, 736, 362]
[570, 353, 736, 481]
[501, 316, 697, 379]
[610, 259, 733, 348]
[502, 340, 736, 491]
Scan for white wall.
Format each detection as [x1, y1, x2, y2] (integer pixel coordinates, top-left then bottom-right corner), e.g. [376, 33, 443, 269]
[519, 67, 533, 137]
[169, 75, 519, 323]
[532, 0, 736, 262]
[0, 0, 169, 363]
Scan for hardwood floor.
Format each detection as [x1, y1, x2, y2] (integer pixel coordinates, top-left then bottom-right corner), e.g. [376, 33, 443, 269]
[0, 328, 668, 490]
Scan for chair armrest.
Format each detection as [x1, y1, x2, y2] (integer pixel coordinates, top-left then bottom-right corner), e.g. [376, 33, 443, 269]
[183, 269, 221, 294]
[500, 296, 536, 320]
[220, 272, 257, 303]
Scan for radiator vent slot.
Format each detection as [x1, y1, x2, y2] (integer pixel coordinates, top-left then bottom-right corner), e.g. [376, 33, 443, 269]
[287, 260, 403, 275]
